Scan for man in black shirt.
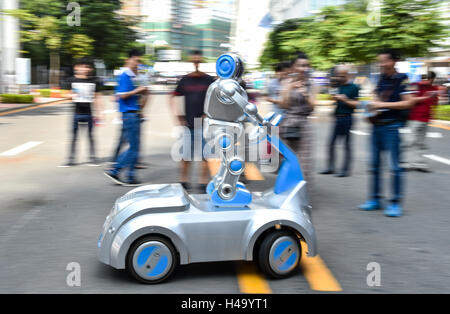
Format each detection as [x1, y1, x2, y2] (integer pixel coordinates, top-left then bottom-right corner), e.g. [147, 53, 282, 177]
[359, 49, 415, 217]
[169, 50, 215, 190]
[60, 57, 103, 167]
[320, 65, 360, 177]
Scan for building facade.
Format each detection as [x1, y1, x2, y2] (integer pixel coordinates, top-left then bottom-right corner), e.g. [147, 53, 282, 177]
[190, 5, 233, 59]
[269, 0, 347, 23]
[122, 0, 234, 59]
[232, 0, 271, 69]
[0, 0, 19, 92]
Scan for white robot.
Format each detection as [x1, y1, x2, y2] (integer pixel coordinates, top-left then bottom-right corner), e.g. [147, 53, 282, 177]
[97, 53, 317, 284]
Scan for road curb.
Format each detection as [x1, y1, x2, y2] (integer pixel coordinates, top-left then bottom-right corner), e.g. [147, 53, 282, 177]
[430, 119, 450, 126]
[0, 98, 71, 114]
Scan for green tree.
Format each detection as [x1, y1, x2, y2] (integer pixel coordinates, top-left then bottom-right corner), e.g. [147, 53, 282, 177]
[260, 0, 447, 70]
[6, 9, 63, 85]
[66, 34, 94, 59]
[70, 0, 139, 68]
[4, 0, 139, 85]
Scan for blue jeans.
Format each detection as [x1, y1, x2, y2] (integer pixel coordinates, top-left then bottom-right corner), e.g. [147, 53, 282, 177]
[112, 117, 144, 162]
[69, 114, 95, 162]
[112, 112, 141, 179]
[112, 125, 126, 162]
[369, 122, 403, 203]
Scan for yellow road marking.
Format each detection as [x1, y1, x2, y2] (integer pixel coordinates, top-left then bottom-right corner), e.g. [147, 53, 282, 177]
[207, 159, 264, 180]
[208, 159, 339, 292]
[236, 262, 272, 294]
[300, 242, 342, 292]
[0, 99, 70, 117]
[429, 123, 450, 131]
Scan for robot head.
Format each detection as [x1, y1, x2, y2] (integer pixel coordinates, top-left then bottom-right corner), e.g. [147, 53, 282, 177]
[216, 53, 244, 80]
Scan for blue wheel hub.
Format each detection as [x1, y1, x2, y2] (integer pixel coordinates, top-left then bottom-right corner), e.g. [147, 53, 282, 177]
[132, 241, 173, 281]
[269, 236, 300, 275]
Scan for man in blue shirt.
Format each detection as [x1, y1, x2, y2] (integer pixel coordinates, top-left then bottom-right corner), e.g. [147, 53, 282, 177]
[359, 49, 416, 217]
[105, 49, 148, 186]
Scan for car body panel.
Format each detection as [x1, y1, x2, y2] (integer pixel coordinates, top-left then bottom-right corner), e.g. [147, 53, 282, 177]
[98, 182, 316, 270]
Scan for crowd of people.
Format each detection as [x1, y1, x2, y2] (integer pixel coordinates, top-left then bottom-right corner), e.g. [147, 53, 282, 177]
[267, 48, 444, 217]
[60, 48, 445, 218]
[60, 49, 216, 189]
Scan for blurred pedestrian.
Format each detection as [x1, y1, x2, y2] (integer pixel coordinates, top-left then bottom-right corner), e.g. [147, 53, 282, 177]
[60, 57, 103, 167]
[104, 49, 149, 186]
[320, 65, 360, 177]
[403, 71, 439, 172]
[280, 52, 317, 188]
[359, 49, 416, 217]
[266, 61, 290, 115]
[169, 50, 215, 191]
[445, 74, 450, 104]
[111, 65, 150, 169]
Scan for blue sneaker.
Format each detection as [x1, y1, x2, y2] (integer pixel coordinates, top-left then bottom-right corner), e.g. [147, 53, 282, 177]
[359, 200, 382, 211]
[384, 203, 403, 217]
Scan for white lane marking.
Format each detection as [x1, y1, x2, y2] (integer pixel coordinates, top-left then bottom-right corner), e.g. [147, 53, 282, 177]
[400, 128, 442, 138]
[399, 128, 411, 134]
[423, 154, 450, 166]
[426, 132, 443, 138]
[351, 129, 442, 138]
[350, 130, 370, 136]
[0, 141, 43, 156]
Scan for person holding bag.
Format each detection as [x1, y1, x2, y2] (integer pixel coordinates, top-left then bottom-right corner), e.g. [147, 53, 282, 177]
[280, 52, 317, 189]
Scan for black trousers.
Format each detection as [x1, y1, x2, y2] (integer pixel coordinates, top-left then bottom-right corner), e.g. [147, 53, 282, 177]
[69, 114, 95, 162]
[327, 115, 353, 173]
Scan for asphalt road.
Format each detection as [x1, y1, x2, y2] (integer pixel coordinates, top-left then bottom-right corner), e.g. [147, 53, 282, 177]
[0, 94, 449, 293]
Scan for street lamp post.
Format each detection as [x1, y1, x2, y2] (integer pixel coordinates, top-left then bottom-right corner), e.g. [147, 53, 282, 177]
[1, 0, 19, 93]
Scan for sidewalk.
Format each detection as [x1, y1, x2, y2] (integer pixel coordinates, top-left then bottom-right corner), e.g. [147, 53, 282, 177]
[0, 97, 70, 114]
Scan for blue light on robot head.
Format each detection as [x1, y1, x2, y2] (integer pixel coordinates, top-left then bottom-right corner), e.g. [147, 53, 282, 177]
[216, 54, 236, 79]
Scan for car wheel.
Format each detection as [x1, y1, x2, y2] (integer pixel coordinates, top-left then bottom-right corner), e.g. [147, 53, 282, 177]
[126, 235, 177, 284]
[258, 230, 301, 279]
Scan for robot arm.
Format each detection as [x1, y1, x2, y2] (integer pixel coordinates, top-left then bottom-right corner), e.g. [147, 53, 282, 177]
[217, 79, 266, 126]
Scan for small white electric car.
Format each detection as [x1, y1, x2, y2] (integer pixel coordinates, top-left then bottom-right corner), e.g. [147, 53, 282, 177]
[97, 53, 317, 284]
